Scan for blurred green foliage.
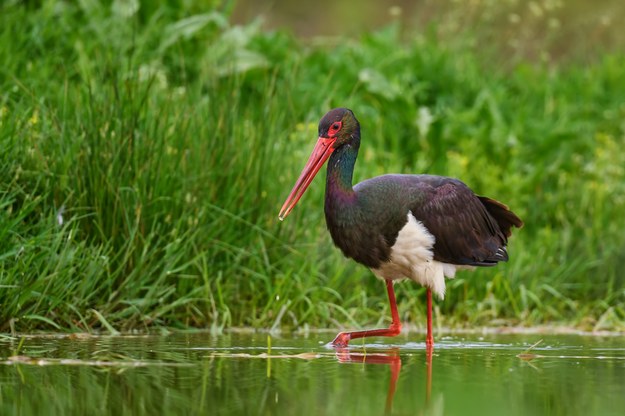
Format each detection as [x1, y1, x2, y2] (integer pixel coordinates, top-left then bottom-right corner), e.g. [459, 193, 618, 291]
[0, 0, 624, 333]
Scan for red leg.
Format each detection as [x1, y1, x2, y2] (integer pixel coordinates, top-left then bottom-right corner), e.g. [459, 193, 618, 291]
[331, 280, 402, 348]
[425, 288, 434, 349]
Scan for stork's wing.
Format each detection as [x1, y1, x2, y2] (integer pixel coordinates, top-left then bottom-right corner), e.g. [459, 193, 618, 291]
[407, 177, 523, 266]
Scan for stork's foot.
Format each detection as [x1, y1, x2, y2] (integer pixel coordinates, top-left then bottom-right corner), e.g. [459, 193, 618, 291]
[329, 332, 351, 348]
[328, 280, 402, 349]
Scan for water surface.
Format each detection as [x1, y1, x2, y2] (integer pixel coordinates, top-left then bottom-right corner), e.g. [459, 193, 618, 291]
[1, 332, 623, 415]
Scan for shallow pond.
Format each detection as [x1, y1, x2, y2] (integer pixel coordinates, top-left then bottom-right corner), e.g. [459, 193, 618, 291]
[1, 331, 624, 415]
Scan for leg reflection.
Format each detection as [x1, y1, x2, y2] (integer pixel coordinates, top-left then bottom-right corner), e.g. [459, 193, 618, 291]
[334, 348, 401, 415]
[333, 347, 435, 415]
[426, 345, 433, 405]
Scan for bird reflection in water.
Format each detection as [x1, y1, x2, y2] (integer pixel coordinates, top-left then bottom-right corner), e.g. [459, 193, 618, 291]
[333, 347, 434, 415]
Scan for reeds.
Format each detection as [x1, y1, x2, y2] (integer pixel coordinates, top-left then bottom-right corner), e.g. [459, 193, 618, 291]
[1, 1, 624, 332]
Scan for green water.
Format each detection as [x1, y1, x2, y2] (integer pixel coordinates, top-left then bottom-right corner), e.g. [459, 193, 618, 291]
[1, 332, 623, 415]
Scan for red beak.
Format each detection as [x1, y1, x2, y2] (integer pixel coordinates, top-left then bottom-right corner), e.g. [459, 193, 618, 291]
[279, 137, 336, 220]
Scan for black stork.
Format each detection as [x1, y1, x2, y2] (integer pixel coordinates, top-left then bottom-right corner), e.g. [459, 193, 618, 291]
[279, 108, 523, 348]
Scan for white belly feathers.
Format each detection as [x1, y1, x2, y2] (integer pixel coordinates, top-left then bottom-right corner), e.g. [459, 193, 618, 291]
[372, 212, 469, 299]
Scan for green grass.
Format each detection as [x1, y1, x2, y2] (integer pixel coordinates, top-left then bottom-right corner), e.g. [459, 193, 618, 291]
[1, 1, 624, 333]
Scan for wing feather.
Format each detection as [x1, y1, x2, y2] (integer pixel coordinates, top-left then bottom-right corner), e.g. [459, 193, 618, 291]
[408, 178, 521, 266]
[351, 174, 522, 268]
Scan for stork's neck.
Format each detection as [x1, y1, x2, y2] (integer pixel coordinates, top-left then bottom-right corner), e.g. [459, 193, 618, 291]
[324, 143, 359, 216]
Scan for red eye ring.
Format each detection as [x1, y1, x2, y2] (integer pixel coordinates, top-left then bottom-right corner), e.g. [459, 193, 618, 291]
[328, 121, 342, 137]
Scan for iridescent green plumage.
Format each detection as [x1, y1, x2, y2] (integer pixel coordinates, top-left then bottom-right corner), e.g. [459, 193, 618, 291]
[319, 108, 523, 270]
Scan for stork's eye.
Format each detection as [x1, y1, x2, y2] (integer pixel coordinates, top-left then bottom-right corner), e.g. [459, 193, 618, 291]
[328, 121, 342, 136]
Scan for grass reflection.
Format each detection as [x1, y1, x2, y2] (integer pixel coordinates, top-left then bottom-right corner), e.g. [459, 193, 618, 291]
[1, 333, 624, 415]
